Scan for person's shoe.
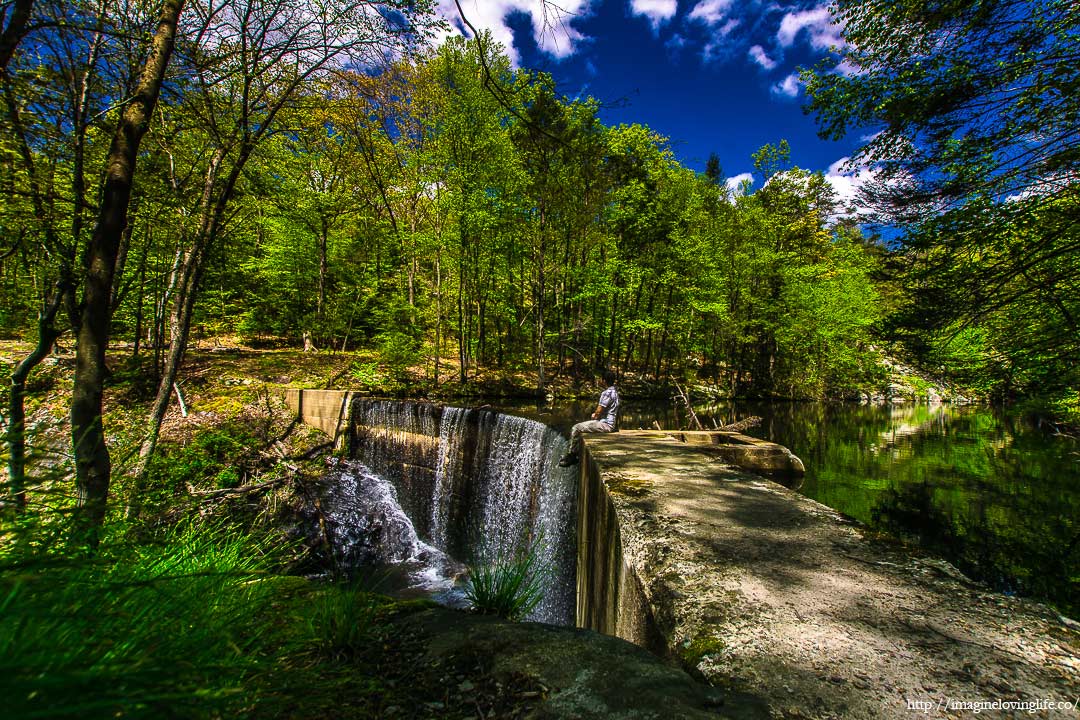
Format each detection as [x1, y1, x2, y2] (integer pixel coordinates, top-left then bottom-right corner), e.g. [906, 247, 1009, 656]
[558, 453, 579, 467]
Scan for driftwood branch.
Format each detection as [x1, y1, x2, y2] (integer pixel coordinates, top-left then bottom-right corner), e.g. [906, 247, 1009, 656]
[672, 382, 703, 430]
[190, 475, 288, 500]
[172, 382, 188, 417]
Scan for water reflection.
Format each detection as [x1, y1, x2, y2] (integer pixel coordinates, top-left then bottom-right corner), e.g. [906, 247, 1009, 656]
[496, 399, 1080, 617]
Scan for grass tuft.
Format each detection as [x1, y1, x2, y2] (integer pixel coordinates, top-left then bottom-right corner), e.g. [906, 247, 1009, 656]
[310, 580, 385, 660]
[464, 543, 548, 621]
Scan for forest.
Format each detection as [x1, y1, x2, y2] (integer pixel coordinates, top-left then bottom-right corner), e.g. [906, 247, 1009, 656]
[1, 0, 1078, 715]
[1, 8, 886, 400]
[3, 1, 1077, 469]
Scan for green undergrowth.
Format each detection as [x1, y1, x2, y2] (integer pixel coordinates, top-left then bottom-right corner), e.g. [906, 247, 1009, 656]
[0, 514, 437, 719]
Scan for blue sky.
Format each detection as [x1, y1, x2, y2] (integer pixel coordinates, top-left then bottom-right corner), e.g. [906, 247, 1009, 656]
[437, 0, 874, 203]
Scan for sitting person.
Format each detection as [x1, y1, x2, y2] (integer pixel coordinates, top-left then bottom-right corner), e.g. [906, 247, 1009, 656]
[559, 370, 620, 467]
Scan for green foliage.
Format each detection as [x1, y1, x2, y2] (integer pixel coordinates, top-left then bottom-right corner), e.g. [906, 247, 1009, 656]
[348, 359, 383, 388]
[1046, 390, 1080, 429]
[464, 544, 548, 621]
[805, 0, 1080, 408]
[377, 331, 420, 373]
[145, 422, 260, 496]
[309, 581, 385, 660]
[0, 520, 284, 718]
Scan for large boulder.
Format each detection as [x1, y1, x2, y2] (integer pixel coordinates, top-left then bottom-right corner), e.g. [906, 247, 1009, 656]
[380, 606, 770, 720]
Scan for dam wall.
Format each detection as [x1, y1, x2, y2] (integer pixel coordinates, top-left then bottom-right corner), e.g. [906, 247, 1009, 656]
[284, 391, 1080, 718]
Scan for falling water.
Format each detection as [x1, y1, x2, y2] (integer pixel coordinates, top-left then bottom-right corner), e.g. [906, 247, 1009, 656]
[476, 414, 549, 560]
[323, 399, 577, 625]
[319, 457, 463, 596]
[430, 405, 466, 548]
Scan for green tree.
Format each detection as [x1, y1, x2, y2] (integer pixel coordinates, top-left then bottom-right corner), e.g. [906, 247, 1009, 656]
[704, 153, 722, 185]
[129, 0, 437, 499]
[805, 0, 1080, 400]
[423, 34, 524, 383]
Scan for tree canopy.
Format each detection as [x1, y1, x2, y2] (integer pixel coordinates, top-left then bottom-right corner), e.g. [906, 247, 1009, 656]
[806, 0, 1080, 401]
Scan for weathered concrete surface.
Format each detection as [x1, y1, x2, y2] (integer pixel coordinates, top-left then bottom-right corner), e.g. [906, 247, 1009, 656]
[668, 430, 805, 477]
[284, 388, 353, 441]
[580, 431, 1080, 719]
[383, 606, 770, 719]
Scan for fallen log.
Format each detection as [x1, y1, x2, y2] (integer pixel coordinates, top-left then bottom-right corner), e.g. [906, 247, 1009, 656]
[718, 416, 762, 433]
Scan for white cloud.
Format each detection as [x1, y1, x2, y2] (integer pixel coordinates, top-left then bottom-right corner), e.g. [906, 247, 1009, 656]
[630, 0, 677, 30]
[825, 157, 877, 214]
[698, 19, 741, 63]
[726, 172, 754, 195]
[688, 0, 733, 26]
[771, 72, 802, 97]
[717, 17, 740, 36]
[776, 5, 843, 50]
[747, 44, 776, 70]
[436, 0, 593, 65]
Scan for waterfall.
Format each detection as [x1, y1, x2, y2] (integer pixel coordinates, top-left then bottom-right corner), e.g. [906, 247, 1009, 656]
[476, 413, 549, 561]
[430, 405, 466, 548]
[324, 399, 577, 625]
[319, 457, 463, 597]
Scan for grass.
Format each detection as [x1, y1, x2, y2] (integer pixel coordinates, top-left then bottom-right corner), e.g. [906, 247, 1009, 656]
[309, 579, 388, 660]
[0, 339, 583, 717]
[464, 543, 549, 621]
[1, 520, 287, 718]
[0, 514, 436, 719]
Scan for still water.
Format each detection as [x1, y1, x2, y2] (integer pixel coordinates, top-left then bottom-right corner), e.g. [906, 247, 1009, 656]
[501, 399, 1080, 617]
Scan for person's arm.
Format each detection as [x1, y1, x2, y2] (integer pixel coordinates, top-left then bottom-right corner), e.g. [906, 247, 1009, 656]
[592, 389, 610, 419]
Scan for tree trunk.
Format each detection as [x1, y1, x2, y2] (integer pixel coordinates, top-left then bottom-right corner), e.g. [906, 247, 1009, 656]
[317, 219, 328, 325]
[6, 283, 65, 512]
[458, 255, 467, 384]
[434, 251, 441, 386]
[128, 145, 223, 518]
[70, 0, 183, 544]
[655, 285, 674, 383]
[535, 217, 546, 390]
[0, 0, 33, 73]
[131, 221, 152, 358]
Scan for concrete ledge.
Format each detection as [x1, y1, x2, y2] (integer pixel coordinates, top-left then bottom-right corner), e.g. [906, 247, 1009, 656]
[577, 431, 1079, 719]
[669, 430, 806, 477]
[607, 430, 805, 477]
[284, 388, 354, 442]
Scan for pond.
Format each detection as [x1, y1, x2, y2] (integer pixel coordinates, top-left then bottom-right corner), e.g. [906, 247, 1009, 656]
[499, 399, 1080, 618]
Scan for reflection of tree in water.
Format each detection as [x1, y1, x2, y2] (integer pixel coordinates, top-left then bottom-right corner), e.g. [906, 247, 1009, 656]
[871, 481, 1079, 618]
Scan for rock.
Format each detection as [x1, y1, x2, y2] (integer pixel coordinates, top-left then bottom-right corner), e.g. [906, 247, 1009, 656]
[388, 607, 769, 719]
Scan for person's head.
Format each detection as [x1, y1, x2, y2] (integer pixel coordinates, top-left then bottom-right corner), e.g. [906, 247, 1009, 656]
[602, 369, 617, 387]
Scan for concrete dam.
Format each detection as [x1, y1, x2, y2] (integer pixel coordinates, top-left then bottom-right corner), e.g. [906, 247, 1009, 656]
[283, 389, 804, 635]
[284, 389, 1078, 719]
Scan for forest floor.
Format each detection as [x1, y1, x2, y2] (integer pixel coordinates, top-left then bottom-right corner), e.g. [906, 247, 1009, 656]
[588, 432, 1080, 719]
